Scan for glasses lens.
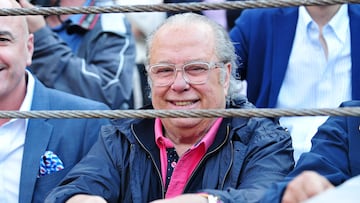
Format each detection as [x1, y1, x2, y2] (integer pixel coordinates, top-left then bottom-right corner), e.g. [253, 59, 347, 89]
[150, 65, 175, 86]
[183, 63, 210, 84]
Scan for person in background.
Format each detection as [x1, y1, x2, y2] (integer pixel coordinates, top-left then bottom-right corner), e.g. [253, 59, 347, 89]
[260, 100, 360, 203]
[18, 0, 136, 109]
[45, 12, 293, 203]
[164, 0, 243, 31]
[116, 0, 166, 107]
[0, 0, 110, 202]
[229, 4, 360, 161]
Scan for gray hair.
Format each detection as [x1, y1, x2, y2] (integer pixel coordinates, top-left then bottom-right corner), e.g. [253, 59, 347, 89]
[145, 12, 243, 102]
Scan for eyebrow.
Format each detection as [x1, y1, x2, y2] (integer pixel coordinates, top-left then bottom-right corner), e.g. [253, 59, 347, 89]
[0, 30, 15, 40]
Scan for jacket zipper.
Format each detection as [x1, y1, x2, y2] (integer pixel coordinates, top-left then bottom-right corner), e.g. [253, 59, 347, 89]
[183, 125, 233, 192]
[131, 124, 166, 198]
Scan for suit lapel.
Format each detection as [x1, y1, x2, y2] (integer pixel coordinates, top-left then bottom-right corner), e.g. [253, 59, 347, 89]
[349, 5, 360, 100]
[19, 120, 53, 203]
[18, 79, 53, 203]
[269, 7, 298, 107]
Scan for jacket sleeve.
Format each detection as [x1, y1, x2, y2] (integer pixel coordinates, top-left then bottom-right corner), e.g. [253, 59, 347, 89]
[45, 125, 125, 203]
[202, 117, 294, 203]
[28, 14, 136, 109]
[260, 110, 352, 203]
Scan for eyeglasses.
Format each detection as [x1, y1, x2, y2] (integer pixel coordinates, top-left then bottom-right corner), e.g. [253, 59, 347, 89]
[148, 61, 224, 87]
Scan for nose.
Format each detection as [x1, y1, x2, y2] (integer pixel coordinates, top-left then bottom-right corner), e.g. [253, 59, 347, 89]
[171, 68, 190, 90]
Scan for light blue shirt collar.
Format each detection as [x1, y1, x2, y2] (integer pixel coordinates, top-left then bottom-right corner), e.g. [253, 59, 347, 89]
[299, 5, 349, 44]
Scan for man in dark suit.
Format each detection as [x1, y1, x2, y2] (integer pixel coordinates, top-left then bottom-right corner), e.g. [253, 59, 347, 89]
[0, 0, 110, 202]
[229, 4, 360, 162]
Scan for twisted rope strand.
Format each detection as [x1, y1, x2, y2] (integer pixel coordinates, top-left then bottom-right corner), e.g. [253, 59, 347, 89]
[0, 107, 359, 119]
[0, 0, 358, 16]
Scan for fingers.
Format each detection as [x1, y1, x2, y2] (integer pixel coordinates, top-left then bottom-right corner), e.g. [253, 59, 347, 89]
[282, 171, 334, 203]
[17, 0, 46, 33]
[18, 0, 34, 8]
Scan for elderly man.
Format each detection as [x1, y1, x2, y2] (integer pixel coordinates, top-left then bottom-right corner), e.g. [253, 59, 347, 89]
[45, 13, 294, 203]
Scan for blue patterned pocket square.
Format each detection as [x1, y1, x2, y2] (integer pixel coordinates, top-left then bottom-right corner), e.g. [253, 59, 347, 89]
[39, 151, 64, 177]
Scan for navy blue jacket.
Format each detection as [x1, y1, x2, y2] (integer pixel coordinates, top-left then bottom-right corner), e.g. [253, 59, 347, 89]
[45, 98, 294, 203]
[229, 5, 360, 108]
[260, 100, 360, 202]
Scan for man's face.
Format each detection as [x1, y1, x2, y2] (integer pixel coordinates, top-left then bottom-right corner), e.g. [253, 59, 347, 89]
[0, 0, 34, 101]
[148, 22, 230, 129]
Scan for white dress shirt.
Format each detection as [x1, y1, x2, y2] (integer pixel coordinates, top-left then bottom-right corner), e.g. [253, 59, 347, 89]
[0, 71, 34, 202]
[276, 5, 351, 162]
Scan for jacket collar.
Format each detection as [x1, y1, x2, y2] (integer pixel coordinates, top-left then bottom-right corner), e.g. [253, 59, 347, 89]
[269, 7, 299, 107]
[348, 4, 360, 100]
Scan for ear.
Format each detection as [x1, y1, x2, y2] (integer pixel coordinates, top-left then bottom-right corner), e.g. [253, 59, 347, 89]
[223, 62, 231, 95]
[26, 33, 34, 66]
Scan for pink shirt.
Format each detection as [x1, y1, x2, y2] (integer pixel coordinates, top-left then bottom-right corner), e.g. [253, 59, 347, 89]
[155, 117, 223, 198]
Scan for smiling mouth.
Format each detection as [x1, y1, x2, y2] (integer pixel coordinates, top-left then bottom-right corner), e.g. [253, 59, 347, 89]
[173, 101, 197, 106]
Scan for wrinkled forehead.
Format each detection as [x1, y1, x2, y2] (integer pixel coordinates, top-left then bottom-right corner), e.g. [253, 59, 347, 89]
[155, 21, 213, 41]
[0, 16, 27, 34]
[149, 23, 216, 63]
[0, 0, 28, 34]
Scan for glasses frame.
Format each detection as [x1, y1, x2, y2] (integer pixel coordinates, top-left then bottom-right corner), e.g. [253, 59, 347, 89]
[148, 61, 224, 87]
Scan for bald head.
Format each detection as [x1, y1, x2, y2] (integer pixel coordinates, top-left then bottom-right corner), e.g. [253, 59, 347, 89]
[0, 0, 29, 34]
[0, 0, 34, 71]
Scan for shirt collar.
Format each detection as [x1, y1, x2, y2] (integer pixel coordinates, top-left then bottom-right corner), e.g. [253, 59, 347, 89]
[328, 4, 349, 44]
[299, 5, 349, 44]
[298, 6, 313, 28]
[155, 118, 174, 148]
[7, 70, 35, 127]
[155, 117, 223, 151]
[21, 70, 34, 112]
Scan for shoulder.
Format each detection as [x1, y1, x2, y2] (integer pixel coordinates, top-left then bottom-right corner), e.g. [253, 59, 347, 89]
[99, 118, 142, 148]
[51, 90, 109, 110]
[233, 7, 298, 32]
[318, 100, 360, 134]
[228, 103, 290, 145]
[349, 4, 360, 15]
[339, 100, 360, 107]
[244, 117, 289, 142]
[34, 81, 110, 110]
[240, 7, 297, 19]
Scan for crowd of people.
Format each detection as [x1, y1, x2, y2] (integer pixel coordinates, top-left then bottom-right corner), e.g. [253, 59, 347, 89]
[0, 0, 358, 202]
